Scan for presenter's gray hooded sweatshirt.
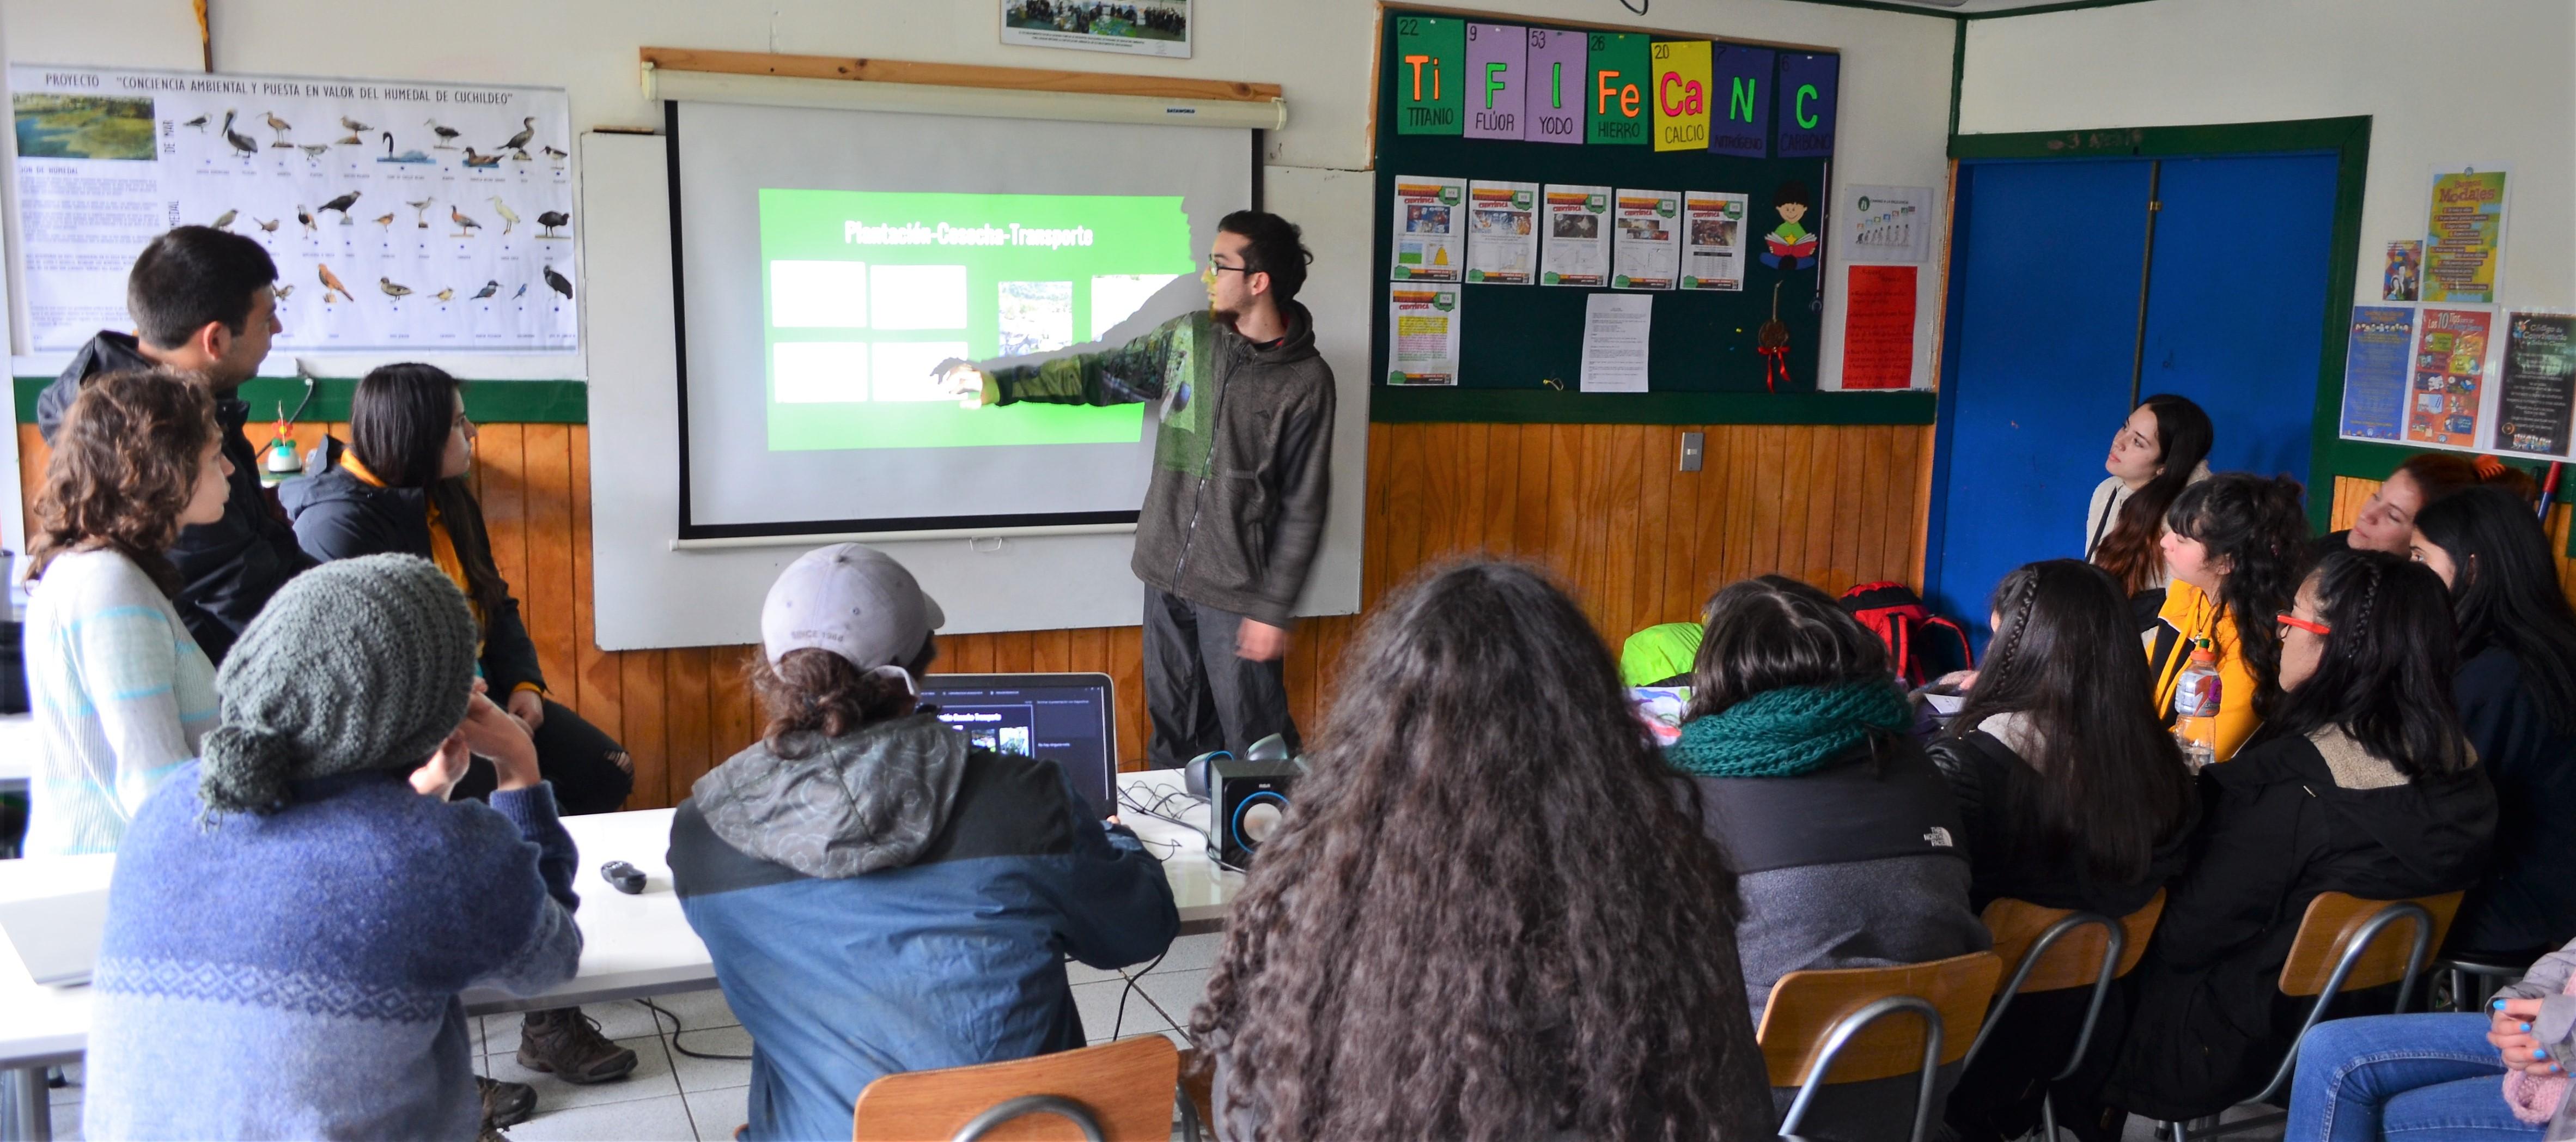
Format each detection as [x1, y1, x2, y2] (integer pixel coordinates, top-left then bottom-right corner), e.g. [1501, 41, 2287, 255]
[985, 303, 1336, 627]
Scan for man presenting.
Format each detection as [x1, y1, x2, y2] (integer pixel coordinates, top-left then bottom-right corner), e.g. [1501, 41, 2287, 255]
[36, 226, 313, 664]
[941, 211, 1335, 768]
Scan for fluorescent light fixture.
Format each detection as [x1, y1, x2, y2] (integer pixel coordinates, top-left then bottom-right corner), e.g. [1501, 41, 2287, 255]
[643, 64, 1288, 132]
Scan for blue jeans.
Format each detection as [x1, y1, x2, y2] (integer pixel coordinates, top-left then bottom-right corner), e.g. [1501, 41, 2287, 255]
[2287, 1013, 2543, 1141]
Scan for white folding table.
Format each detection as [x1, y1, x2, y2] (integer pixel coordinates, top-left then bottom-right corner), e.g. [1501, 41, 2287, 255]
[0, 769, 1234, 1140]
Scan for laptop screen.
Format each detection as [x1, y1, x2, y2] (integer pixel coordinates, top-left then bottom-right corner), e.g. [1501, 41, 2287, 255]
[918, 673, 1118, 817]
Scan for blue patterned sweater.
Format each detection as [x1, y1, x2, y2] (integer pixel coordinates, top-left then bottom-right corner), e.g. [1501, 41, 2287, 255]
[83, 762, 584, 1140]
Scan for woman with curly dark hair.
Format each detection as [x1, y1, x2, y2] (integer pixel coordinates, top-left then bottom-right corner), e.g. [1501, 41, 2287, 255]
[1189, 561, 1773, 1142]
[2148, 472, 2311, 763]
[23, 369, 232, 855]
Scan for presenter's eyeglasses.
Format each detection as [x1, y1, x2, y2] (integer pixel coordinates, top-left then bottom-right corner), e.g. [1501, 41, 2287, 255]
[1205, 255, 1249, 277]
[2276, 611, 2331, 636]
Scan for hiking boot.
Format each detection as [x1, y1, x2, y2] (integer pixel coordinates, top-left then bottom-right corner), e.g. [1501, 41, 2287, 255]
[515, 1006, 638, 1084]
[478, 1074, 537, 1128]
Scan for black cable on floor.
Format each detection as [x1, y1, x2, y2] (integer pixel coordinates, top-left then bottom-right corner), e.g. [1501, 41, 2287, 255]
[1111, 947, 1169, 1041]
[640, 997, 755, 1061]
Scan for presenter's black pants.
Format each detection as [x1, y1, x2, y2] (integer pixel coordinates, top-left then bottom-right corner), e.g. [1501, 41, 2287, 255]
[1142, 585, 1300, 769]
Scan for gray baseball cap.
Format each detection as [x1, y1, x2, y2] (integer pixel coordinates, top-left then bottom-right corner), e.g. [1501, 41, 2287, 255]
[760, 544, 946, 671]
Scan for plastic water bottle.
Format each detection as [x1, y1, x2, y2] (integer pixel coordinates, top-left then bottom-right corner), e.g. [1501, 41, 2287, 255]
[2173, 637, 2222, 771]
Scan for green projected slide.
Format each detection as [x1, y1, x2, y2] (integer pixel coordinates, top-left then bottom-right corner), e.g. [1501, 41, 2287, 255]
[759, 188, 1197, 451]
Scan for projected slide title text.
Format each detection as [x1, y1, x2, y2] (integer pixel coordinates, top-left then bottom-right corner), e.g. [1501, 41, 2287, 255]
[844, 221, 1097, 250]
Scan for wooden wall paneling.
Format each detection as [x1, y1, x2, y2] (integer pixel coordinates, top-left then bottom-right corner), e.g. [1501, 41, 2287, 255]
[1729, 424, 1765, 584]
[1851, 427, 1893, 586]
[1031, 628, 1071, 675]
[517, 424, 577, 696]
[1601, 424, 1647, 639]
[1885, 426, 1924, 587]
[474, 424, 530, 603]
[1631, 426, 1676, 634]
[1479, 423, 1521, 560]
[708, 644, 756, 769]
[569, 427, 625, 757]
[1383, 418, 1430, 589]
[663, 647, 716, 796]
[1110, 625, 1146, 767]
[1540, 424, 1581, 587]
[1512, 424, 1552, 564]
[1360, 422, 1394, 608]
[16, 425, 41, 543]
[1419, 422, 1465, 567]
[1829, 426, 1872, 592]
[1801, 425, 1842, 590]
[619, 648, 671, 811]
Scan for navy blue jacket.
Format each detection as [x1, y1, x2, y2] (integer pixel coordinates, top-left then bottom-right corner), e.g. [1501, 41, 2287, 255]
[668, 745, 1176, 1141]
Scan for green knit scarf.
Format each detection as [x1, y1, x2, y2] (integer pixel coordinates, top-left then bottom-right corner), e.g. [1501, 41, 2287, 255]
[1665, 681, 1913, 779]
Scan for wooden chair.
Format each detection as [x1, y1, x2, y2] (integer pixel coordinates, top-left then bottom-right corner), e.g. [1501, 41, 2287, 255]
[2155, 890, 2463, 1142]
[854, 1035, 1179, 1142]
[1759, 950, 2005, 1142]
[1963, 890, 2166, 1142]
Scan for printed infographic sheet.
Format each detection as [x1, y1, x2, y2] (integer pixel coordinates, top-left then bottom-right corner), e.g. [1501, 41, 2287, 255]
[11, 64, 576, 352]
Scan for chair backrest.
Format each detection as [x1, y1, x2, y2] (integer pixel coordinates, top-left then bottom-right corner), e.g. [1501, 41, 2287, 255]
[854, 1036, 1180, 1142]
[2277, 890, 2463, 997]
[1981, 889, 2166, 993]
[1757, 951, 2003, 1086]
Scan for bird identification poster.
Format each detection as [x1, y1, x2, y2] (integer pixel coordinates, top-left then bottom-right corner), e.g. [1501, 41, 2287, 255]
[10, 64, 576, 353]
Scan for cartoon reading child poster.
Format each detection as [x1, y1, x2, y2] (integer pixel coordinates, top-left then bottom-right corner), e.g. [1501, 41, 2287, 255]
[1761, 180, 1819, 269]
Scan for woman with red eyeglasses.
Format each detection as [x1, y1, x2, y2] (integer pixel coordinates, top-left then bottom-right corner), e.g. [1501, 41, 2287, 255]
[2096, 548, 2496, 1127]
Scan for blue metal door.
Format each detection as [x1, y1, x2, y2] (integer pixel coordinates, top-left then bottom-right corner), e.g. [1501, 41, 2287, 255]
[1925, 159, 2151, 636]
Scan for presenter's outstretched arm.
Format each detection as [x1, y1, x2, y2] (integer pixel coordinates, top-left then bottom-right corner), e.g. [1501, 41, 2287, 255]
[934, 314, 1191, 410]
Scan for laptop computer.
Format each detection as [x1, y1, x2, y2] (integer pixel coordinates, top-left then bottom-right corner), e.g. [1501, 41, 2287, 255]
[917, 672, 1119, 818]
[0, 888, 111, 987]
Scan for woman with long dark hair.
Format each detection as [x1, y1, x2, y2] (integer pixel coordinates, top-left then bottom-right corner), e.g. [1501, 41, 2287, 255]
[1190, 562, 1773, 1142]
[2413, 484, 2576, 962]
[1929, 560, 2200, 1140]
[2327, 451, 2536, 557]
[1670, 574, 1989, 1141]
[23, 370, 230, 855]
[2088, 394, 2213, 626]
[281, 362, 642, 1097]
[2103, 550, 2495, 1123]
[2147, 472, 2310, 764]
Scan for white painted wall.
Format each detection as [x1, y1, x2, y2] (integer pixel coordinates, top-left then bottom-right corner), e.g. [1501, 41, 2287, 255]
[3, 0, 1959, 643]
[1959, 0, 2576, 311]
[2, 0, 1960, 386]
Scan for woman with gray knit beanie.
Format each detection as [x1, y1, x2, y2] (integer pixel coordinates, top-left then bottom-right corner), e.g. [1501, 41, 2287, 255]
[82, 554, 586, 1141]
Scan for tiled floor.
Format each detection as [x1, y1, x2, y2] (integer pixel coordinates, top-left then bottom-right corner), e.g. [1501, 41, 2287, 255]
[33, 935, 1225, 1142]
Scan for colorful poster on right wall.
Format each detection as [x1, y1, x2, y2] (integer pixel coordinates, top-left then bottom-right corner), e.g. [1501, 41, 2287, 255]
[2406, 306, 2496, 449]
[2423, 166, 2509, 304]
[2491, 312, 2576, 459]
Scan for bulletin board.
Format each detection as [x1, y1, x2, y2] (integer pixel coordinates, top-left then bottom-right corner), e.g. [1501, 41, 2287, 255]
[1368, 7, 1837, 421]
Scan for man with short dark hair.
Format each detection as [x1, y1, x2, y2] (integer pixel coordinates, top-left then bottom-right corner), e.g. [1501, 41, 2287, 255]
[36, 226, 313, 664]
[941, 210, 1336, 768]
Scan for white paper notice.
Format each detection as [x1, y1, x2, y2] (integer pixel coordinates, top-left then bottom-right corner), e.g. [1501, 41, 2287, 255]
[1682, 191, 1748, 291]
[1540, 184, 1609, 287]
[10, 64, 577, 353]
[1465, 179, 1538, 285]
[1580, 293, 1652, 393]
[1611, 188, 1680, 290]
[1389, 174, 1464, 282]
[1842, 184, 1934, 265]
[1387, 283, 1463, 386]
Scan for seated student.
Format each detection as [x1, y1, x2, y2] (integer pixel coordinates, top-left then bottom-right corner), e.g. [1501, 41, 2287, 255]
[2101, 550, 2496, 1123]
[668, 544, 1178, 1141]
[2322, 451, 2535, 558]
[35, 225, 311, 664]
[21, 371, 230, 855]
[1671, 575, 1990, 1141]
[2087, 394, 2213, 629]
[1926, 560, 2200, 1141]
[281, 363, 637, 1095]
[2148, 473, 2310, 764]
[1190, 562, 1772, 1141]
[2413, 485, 2576, 964]
[83, 555, 578, 1141]
[284, 363, 633, 816]
[2285, 933, 2576, 1141]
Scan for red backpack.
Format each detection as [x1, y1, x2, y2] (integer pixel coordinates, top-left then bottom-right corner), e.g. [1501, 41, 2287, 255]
[1838, 581, 1976, 688]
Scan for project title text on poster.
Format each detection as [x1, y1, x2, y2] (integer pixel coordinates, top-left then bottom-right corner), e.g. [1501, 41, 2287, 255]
[35, 69, 523, 107]
[843, 220, 1097, 249]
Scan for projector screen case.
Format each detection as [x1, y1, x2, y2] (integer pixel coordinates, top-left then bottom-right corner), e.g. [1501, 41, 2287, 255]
[644, 65, 1288, 132]
[667, 99, 1258, 539]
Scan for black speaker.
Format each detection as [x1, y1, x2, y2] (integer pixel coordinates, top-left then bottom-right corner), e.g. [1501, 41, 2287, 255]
[1210, 755, 1296, 870]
